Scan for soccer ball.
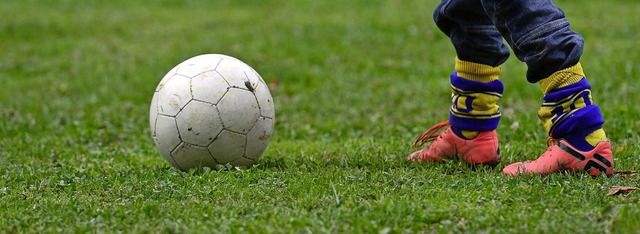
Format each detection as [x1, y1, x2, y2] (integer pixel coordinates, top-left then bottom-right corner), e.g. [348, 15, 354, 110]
[149, 54, 275, 171]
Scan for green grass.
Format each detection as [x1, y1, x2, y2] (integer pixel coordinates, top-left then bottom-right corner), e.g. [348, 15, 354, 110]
[1, 0, 639, 233]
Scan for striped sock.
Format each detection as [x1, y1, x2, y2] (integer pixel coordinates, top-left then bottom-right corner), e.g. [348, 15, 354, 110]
[449, 58, 503, 139]
[537, 63, 607, 151]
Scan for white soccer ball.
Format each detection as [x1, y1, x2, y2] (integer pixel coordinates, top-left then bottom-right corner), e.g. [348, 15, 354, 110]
[149, 54, 275, 171]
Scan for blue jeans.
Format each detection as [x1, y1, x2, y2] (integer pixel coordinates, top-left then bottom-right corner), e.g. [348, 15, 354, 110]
[434, 0, 584, 83]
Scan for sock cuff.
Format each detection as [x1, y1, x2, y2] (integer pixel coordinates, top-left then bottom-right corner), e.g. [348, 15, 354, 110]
[539, 62, 585, 94]
[455, 57, 501, 83]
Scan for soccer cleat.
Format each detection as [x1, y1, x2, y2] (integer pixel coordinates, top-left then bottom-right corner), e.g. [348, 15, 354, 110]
[502, 138, 614, 176]
[407, 121, 501, 166]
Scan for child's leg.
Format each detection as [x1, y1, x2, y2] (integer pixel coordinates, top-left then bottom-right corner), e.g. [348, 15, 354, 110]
[479, 0, 613, 175]
[433, 0, 509, 137]
[408, 0, 506, 165]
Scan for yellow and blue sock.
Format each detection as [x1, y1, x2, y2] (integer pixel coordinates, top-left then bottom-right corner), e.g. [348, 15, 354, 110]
[449, 58, 503, 139]
[538, 63, 607, 151]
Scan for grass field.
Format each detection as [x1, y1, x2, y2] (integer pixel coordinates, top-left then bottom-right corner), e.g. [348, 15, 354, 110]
[1, 0, 639, 233]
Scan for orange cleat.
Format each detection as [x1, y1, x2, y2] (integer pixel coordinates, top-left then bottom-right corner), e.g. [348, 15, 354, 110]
[502, 139, 614, 176]
[408, 121, 501, 166]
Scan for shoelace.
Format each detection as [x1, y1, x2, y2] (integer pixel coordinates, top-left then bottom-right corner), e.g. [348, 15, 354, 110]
[411, 121, 451, 148]
[546, 136, 556, 147]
